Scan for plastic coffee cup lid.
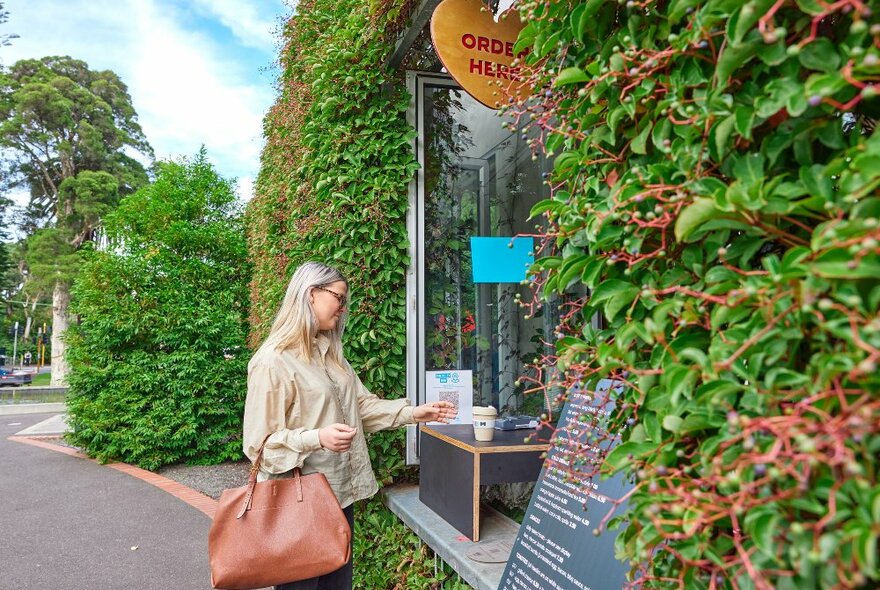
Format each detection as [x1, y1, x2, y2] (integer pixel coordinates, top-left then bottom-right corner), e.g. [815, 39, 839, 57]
[472, 405, 497, 417]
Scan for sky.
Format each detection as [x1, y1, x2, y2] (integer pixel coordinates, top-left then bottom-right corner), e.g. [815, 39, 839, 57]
[1, 0, 292, 207]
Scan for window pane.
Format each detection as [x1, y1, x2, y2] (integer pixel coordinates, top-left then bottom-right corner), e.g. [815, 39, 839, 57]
[422, 84, 550, 413]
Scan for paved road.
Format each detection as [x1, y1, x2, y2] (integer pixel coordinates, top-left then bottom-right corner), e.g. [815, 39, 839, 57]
[0, 413, 214, 590]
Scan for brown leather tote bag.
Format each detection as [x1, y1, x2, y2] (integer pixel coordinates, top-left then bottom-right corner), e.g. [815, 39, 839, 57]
[208, 436, 352, 589]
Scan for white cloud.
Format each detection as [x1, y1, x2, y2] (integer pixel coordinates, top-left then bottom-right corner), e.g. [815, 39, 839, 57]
[125, 1, 271, 185]
[192, 0, 279, 53]
[1, 0, 286, 204]
[5, 188, 28, 208]
[237, 175, 255, 202]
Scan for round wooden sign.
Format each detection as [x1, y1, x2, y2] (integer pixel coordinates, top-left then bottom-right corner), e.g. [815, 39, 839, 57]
[430, 0, 529, 109]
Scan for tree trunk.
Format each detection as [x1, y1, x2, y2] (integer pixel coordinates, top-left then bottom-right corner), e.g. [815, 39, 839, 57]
[50, 282, 70, 386]
[23, 298, 36, 339]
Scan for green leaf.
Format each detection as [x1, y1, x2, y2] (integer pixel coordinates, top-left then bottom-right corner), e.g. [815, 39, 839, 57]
[796, 0, 825, 14]
[745, 509, 780, 556]
[604, 441, 653, 471]
[675, 197, 720, 242]
[733, 152, 765, 187]
[804, 70, 847, 98]
[799, 164, 832, 199]
[545, 132, 566, 155]
[569, 4, 586, 41]
[662, 414, 683, 433]
[735, 106, 755, 140]
[781, 246, 811, 270]
[554, 151, 581, 172]
[813, 250, 880, 279]
[591, 279, 640, 320]
[873, 487, 880, 522]
[715, 37, 761, 85]
[733, 0, 777, 43]
[533, 256, 562, 270]
[513, 21, 538, 56]
[631, 122, 652, 155]
[758, 40, 787, 66]
[705, 266, 739, 283]
[712, 114, 736, 160]
[571, 2, 602, 42]
[764, 368, 809, 389]
[757, 78, 802, 117]
[581, 257, 605, 288]
[668, 0, 701, 22]
[529, 199, 563, 219]
[590, 279, 637, 304]
[663, 364, 697, 406]
[604, 287, 638, 321]
[652, 117, 672, 150]
[851, 152, 880, 178]
[608, 106, 627, 135]
[558, 254, 590, 290]
[679, 411, 720, 433]
[645, 387, 671, 412]
[629, 423, 647, 443]
[786, 88, 808, 117]
[800, 38, 841, 72]
[692, 177, 728, 198]
[555, 67, 590, 87]
[853, 527, 877, 572]
[643, 412, 661, 443]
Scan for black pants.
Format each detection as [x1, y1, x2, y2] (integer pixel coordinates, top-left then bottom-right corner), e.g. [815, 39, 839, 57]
[276, 504, 355, 590]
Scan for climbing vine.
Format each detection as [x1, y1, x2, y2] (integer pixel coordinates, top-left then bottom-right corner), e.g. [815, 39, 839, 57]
[507, 0, 880, 588]
[249, 1, 467, 587]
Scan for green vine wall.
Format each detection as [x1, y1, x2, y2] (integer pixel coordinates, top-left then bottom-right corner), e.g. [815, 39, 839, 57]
[507, 1, 880, 589]
[249, 1, 468, 587]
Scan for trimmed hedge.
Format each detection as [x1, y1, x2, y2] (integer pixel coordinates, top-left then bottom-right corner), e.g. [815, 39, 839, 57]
[66, 152, 250, 470]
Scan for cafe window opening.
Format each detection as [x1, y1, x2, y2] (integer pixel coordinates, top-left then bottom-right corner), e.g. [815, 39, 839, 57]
[406, 72, 559, 461]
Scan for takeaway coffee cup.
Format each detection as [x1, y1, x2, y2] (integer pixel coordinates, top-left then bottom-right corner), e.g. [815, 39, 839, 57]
[472, 406, 498, 442]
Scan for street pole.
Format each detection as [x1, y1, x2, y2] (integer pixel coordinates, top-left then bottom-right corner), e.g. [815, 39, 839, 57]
[12, 321, 18, 370]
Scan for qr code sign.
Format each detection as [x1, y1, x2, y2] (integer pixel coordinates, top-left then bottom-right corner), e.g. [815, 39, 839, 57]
[439, 391, 459, 408]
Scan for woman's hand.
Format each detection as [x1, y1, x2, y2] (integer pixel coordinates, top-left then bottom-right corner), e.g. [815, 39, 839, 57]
[413, 401, 458, 424]
[318, 423, 357, 452]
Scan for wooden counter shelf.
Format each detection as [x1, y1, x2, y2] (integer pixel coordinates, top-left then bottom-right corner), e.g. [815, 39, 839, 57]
[418, 424, 550, 542]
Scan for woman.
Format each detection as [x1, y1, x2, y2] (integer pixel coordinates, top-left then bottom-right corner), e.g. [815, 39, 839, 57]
[243, 261, 456, 590]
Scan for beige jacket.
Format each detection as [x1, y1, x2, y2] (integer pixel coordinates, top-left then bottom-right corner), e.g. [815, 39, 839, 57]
[242, 335, 414, 508]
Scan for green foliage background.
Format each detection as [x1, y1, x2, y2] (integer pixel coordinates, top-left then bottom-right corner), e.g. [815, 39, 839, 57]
[1, 55, 154, 384]
[510, 1, 880, 588]
[66, 151, 250, 470]
[249, 1, 469, 587]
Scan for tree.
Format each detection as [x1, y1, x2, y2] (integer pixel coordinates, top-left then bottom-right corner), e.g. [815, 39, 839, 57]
[0, 3, 15, 330]
[0, 201, 12, 300]
[0, 56, 153, 384]
[65, 150, 250, 469]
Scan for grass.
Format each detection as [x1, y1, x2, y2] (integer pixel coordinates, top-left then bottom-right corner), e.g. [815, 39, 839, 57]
[27, 372, 51, 386]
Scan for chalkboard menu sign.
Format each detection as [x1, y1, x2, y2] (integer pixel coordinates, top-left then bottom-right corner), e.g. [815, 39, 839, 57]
[498, 381, 634, 590]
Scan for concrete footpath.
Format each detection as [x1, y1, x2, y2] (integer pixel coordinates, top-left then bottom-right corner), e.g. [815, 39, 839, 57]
[0, 412, 217, 589]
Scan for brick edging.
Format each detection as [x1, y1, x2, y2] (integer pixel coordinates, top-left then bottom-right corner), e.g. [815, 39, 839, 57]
[7, 436, 90, 459]
[7, 436, 218, 518]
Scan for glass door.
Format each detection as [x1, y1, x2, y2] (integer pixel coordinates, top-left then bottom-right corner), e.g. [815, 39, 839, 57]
[406, 73, 552, 452]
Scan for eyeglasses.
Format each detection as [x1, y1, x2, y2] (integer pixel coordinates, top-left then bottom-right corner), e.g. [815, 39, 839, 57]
[314, 286, 346, 305]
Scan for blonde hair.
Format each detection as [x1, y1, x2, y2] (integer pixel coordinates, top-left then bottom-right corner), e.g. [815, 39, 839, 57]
[261, 261, 349, 365]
